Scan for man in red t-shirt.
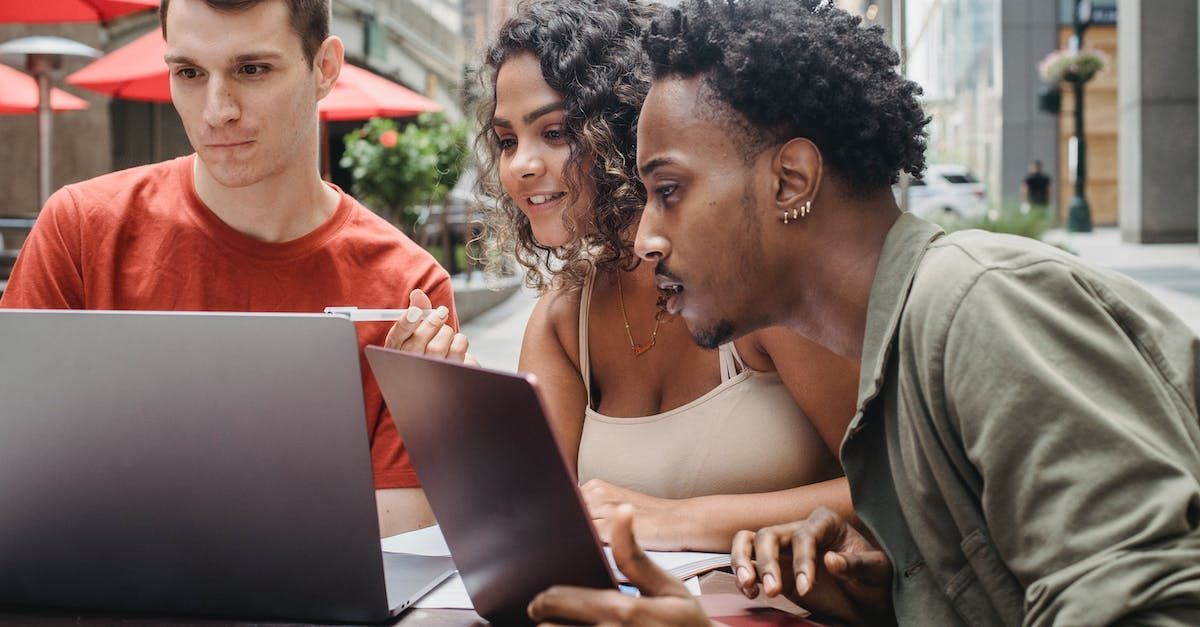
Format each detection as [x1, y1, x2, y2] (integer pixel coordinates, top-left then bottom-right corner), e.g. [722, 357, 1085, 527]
[0, 0, 463, 537]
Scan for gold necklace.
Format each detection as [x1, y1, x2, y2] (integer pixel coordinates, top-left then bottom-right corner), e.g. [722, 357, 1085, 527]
[616, 273, 661, 356]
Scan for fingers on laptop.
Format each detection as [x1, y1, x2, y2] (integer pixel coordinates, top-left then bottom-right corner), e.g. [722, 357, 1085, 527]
[730, 529, 761, 598]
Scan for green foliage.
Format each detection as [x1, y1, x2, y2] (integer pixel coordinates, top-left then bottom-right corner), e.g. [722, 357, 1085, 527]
[340, 112, 469, 233]
[932, 206, 1049, 240]
[932, 205, 1077, 254]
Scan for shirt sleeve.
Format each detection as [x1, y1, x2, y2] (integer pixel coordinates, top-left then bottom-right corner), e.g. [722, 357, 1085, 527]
[940, 265, 1200, 626]
[0, 187, 85, 309]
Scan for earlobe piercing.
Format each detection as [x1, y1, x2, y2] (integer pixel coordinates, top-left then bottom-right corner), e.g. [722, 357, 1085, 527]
[781, 200, 812, 224]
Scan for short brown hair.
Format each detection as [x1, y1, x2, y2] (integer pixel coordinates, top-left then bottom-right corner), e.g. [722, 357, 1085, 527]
[160, 0, 330, 63]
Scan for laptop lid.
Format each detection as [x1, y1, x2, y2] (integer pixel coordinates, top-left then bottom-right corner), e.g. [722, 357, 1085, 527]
[365, 346, 616, 624]
[0, 310, 451, 623]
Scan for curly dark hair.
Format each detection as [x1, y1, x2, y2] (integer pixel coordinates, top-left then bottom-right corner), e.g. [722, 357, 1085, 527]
[642, 0, 929, 193]
[473, 0, 654, 290]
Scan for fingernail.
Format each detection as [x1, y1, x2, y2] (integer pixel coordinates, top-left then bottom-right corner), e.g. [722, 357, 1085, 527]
[405, 307, 422, 323]
[736, 566, 752, 586]
[762, 572, 777, 593]
[796, 572, 809, 595]
[435, 305, 449, 320]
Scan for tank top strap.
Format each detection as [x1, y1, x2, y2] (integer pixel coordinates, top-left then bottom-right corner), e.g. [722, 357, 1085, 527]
[578, 265, 598, 398]
[718, 342, 748, 380]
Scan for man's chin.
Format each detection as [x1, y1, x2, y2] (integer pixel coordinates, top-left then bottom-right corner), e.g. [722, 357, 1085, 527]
[691, 318, 736, 350]
[200, 161, 261, 189]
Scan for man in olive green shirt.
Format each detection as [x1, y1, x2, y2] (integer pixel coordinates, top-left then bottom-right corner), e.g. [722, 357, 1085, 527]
[525, 1, 1200, 625]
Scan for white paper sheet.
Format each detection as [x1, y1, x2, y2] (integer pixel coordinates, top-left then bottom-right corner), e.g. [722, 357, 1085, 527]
[380, 525, 451, 556]
[382, 525, 722, 610]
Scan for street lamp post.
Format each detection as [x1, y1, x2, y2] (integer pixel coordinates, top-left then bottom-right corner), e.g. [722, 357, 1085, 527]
[1067, 0, 1093, 232]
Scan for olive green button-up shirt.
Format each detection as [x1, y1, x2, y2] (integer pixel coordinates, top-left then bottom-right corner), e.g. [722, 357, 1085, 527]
[842, 214, 1200, 626]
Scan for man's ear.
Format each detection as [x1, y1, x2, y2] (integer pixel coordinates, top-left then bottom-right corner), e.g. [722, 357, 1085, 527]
[772, 137, 822, 211]
[314, 36, 344, 100]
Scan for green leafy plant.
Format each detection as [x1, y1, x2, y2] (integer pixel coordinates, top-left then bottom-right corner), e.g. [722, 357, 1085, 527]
[935, 209, 1050, 240]
[1039, 47, 1108, 83]
[340, 112, 469, 233]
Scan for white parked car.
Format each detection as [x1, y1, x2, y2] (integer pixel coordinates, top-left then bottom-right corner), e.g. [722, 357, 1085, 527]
[898, 164, 988, 221]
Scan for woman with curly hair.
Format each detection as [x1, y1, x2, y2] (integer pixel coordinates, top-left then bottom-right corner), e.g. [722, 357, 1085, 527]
[452, 0, 858, 553]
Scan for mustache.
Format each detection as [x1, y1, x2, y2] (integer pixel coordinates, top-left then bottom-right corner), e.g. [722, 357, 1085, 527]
[654, 261, 681, 284]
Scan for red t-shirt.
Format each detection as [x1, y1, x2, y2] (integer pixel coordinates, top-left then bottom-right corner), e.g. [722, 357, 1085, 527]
[0, 154, 457, 489]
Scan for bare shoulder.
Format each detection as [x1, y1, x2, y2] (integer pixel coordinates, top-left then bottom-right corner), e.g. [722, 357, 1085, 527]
[734, 326, 843, 372]
[523, 283, 586, 370]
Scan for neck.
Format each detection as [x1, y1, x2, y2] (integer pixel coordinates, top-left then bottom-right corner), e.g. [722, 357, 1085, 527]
[774, 189, 901, 361]
[192, 142, 338, 243]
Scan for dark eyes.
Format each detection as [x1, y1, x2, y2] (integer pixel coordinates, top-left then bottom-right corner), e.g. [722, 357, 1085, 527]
[495, 126, 566, 152]
[656, 184, 677, 199]
[174, 65, 269, 80]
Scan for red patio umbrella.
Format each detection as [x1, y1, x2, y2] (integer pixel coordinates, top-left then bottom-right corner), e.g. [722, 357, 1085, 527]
[64, 29, 169, 101]
[0, 63, 89, 114]
[68, 30, 442, 118]
[319, 64, 441, 120]
[0, 0, 160, 23]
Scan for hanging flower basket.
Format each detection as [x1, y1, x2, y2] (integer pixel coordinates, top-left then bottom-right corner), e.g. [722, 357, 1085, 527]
[1038, 48, 1109, 83]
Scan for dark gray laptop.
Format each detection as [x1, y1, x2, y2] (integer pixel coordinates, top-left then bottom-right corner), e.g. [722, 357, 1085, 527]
[0, 310, 454, 623]
[366, 346, 617, 625]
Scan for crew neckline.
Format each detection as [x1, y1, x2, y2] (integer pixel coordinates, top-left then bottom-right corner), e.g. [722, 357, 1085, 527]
[176, 154, 355, 261]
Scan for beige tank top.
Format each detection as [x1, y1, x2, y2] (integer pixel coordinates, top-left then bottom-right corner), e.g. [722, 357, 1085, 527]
[575, 270, 842, 499]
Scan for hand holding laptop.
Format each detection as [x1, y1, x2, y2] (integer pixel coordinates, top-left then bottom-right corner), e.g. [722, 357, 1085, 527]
[527, 505, 711, 626]
[383, 288, 474, 364]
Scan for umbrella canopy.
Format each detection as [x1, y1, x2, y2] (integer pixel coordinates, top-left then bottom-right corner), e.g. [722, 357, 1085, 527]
[65, 29, 169, 101]
[0, 0, 159, 23]
[319, 64, 441, 121]
[0, 63, 89, 114]
[67, 30, 442, 119]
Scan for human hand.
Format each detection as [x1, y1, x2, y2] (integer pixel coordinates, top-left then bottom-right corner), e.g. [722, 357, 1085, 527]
[581, 479, 692, 552]
[383, 289, 472, 363]
[527, 504, 712, 626]
[730, 507, 893, 626]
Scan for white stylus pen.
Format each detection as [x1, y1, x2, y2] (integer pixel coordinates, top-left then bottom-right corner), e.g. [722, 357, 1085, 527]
[324, 306, 436, 322]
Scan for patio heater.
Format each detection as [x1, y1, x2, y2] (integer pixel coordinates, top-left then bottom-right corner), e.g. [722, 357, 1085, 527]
[0, 36, 101, 206]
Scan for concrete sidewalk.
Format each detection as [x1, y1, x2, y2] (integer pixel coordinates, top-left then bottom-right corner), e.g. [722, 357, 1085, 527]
[460, 283, 539, 373]
[463, 227, 1200, 373]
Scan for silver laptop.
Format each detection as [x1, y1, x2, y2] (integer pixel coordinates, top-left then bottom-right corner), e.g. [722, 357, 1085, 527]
[0, 310, 454, 623]
[366, 346, 617, 624]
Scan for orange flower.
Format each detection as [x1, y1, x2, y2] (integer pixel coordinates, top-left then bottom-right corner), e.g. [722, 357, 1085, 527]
[379, 129, 399, 148]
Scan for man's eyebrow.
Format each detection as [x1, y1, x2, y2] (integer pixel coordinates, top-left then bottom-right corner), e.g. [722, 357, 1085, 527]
[163, 51, 286, 65]
[231, 51, 285, 64]
[492, 101, 567, 129]
[638, 157, 676, 178]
